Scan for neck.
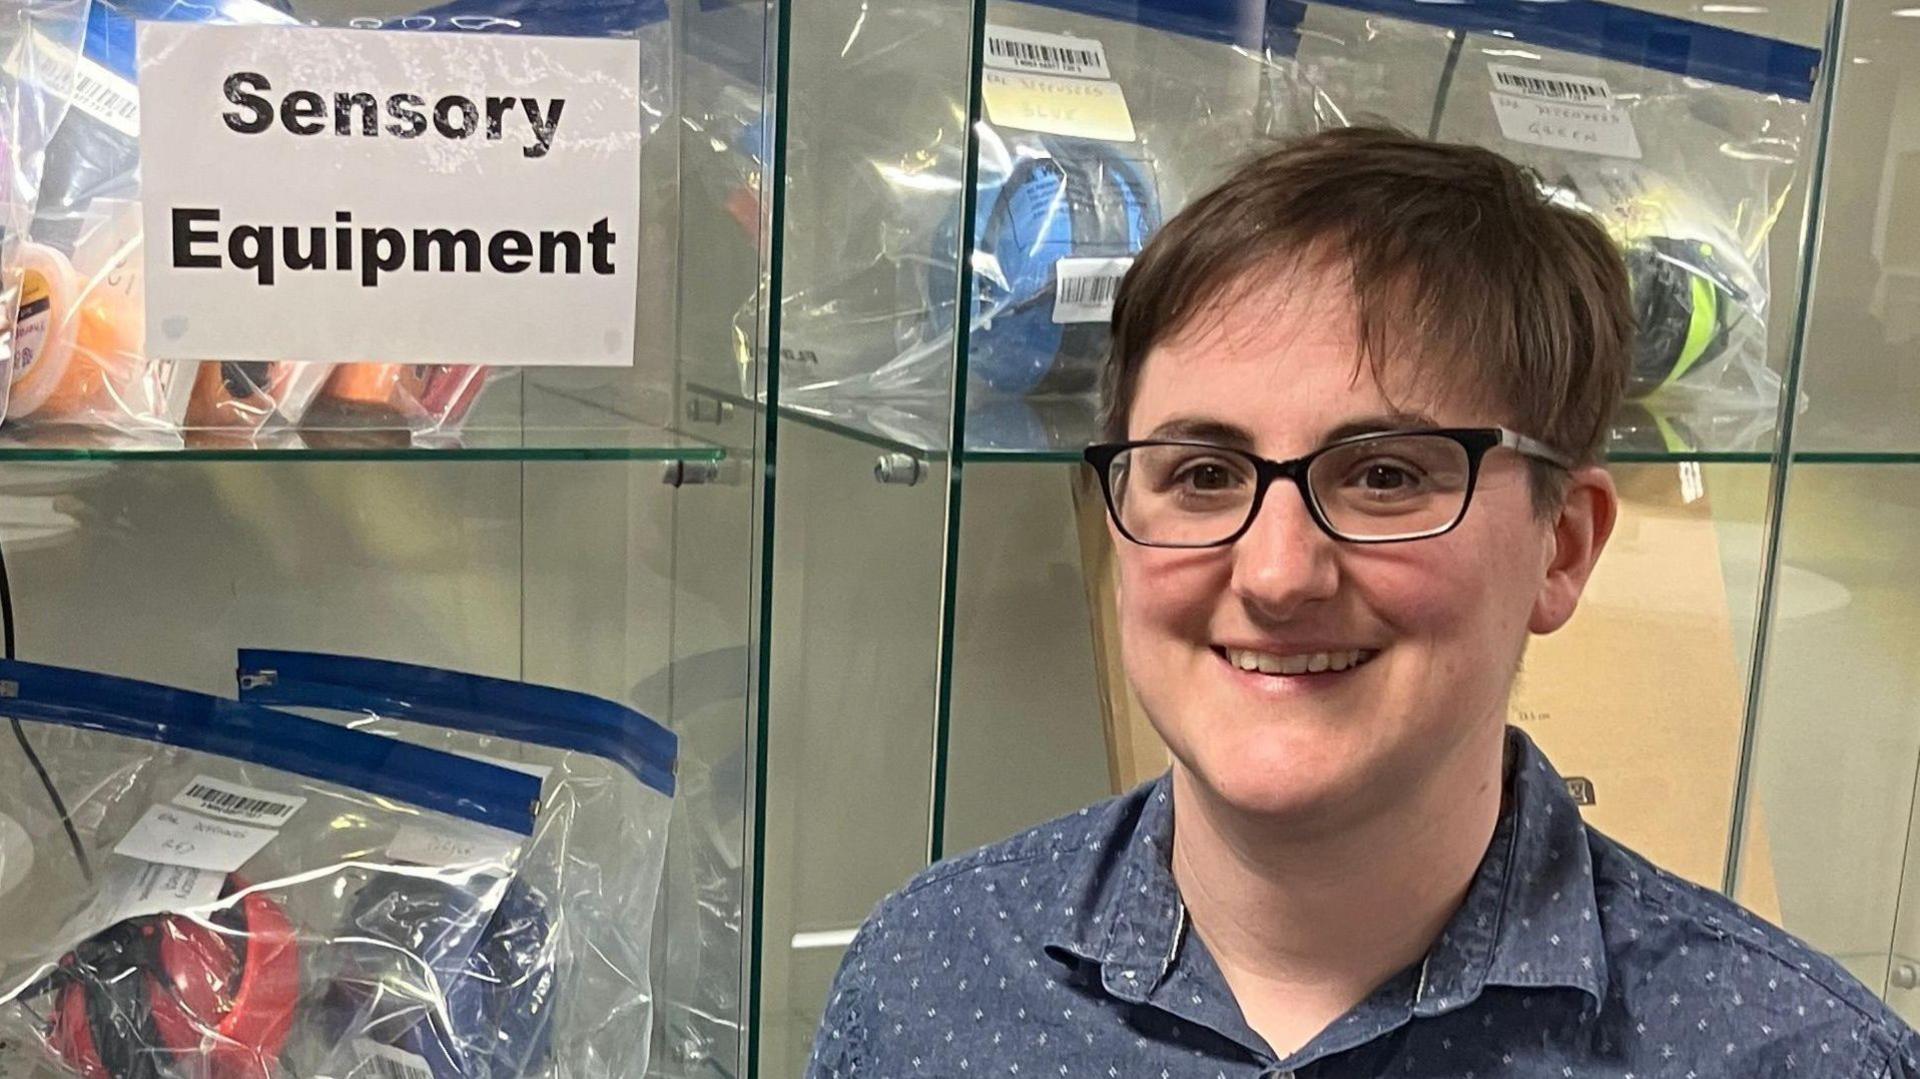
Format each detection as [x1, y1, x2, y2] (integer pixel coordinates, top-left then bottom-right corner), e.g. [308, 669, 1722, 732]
[1169, 723, 1507, 1050]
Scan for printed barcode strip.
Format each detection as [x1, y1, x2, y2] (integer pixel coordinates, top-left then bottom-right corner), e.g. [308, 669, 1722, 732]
[1058, 274, 1122, 307]
[366, 1055, 431, 1079]
[987, 37, 1101, 74]
[1494, 70, 1606, 103]
[184, 783, 294, 821]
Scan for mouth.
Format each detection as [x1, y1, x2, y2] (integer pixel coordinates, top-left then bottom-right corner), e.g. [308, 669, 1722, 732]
[1211, 645, 1381, 679]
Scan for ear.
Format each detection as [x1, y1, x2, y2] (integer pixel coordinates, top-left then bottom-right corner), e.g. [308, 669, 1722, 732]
[1529, 466, 1617, 635]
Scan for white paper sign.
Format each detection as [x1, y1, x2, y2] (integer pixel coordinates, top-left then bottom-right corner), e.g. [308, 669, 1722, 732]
[1487, 64, 1642, 160]
[174, 775, 307, 826]
[138, 23, 644, 366]
[984, 25, 1110, 80]
[113, 805, 279, 872]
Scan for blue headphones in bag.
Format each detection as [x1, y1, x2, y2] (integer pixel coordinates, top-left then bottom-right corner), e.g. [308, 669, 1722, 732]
[927, 134, 1162, 395]
[326, 874, 556, 1078]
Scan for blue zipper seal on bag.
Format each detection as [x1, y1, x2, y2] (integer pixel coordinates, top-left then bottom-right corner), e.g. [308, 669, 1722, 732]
[0, 659, 540, 835]
[1272, 0, 1818, 102]
[992, 0, 1816, 101]
[236, 650, 679, 798]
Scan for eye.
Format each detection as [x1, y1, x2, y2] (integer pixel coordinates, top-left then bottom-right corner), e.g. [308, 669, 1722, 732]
[1175, 460, 1243, 492]
[1358, 462, 1420, 490]
[1345, 457, 1430, 498]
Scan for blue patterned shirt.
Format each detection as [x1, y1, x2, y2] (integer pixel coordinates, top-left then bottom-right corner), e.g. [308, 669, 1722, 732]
[809, 728, 1919, 1077]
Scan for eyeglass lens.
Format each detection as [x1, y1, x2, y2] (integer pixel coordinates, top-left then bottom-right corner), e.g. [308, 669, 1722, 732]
[1110, 435, 1474, 545]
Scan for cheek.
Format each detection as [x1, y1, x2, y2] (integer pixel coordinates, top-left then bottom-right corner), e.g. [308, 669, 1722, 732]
[1354, 536, 1536, 650]
[1116, 547, 1223, 623]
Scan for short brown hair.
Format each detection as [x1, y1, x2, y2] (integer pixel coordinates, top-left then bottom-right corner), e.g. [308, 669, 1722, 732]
[1103, 126, 1632, 510]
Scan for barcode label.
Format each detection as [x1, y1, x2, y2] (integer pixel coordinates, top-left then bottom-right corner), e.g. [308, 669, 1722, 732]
[1, 31, 140, 137]
[174, 775, 306, 826]
[1488, 64, 1613, 105]
[353, 1041, 433, 1079]
[984, 25, 1110, 80]
[1488, 64, 1641, 160]
[1051, 257, 1131, 324]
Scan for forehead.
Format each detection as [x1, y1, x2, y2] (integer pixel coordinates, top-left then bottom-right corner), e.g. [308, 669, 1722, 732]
[1128, 260, 1464, 452]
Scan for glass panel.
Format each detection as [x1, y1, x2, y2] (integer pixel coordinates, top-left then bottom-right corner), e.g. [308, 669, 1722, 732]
[758, 424, 952, 1079]
[752, 0, 977, 1074]
[1738, 465, 1920, 997]
[1789, 1, 1920, 456]
[1739, 0, 1920, 1019]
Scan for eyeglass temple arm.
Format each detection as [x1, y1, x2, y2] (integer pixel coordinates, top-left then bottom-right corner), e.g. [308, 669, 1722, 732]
[1500, 429, 1575, 470]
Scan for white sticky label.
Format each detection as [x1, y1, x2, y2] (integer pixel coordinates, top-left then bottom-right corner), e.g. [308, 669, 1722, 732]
[982, 70, 1136, 142]
[69, 51, 140, 137]
[984, 25, 1110, 80]
[1051, 257, 1132, 324]
[1489, 63, 1616, 106]
[1488, 64, 1641, 160]
[105, 860, 227, 922]
[352, 1040, 434, 1079]
[386, 819, 523, 869]
[174, 775, 307, 826]
[113, 805, 278, 873]
[0, 31, 140, 138]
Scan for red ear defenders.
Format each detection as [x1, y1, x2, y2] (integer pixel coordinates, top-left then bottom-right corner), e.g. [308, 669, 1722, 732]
[44, 877, 298, 1079]
[29, 872, 552, 1079]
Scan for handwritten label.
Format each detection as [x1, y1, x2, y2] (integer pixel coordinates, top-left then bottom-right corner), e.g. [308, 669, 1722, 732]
[105, 860, 227, 922]
[114, 805, 278, 872]
[983, 70, 1135, 142]
[386, 820, 523, 869]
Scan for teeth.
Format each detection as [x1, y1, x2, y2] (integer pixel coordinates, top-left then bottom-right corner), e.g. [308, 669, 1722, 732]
[1224, 648, 1375, 676]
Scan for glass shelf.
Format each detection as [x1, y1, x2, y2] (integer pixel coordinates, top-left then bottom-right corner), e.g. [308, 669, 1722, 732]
[693, 381, 1807, 467]
[0, 381, 727, 462]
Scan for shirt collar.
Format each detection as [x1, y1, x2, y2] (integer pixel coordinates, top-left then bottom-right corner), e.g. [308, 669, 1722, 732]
[1413, 727, 1608, 1016]
[1045, 773, 1185, 1004]
[1044, 727, 1607, 1013]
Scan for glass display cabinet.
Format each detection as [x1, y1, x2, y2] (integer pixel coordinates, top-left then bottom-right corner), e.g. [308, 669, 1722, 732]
[0, 1, 776, 1076]
[739, 1, 1920, 1077]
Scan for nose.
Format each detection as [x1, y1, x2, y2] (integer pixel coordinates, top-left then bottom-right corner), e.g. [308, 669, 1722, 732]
[1228, 480, 1341, 622]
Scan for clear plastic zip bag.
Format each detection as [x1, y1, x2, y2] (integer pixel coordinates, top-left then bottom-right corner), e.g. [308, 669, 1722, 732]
[0, 660, 544, 1079]
[236, 649, 678, 1079]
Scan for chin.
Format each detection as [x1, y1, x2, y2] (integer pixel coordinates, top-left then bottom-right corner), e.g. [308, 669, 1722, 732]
[1175, 729, 1375, 823]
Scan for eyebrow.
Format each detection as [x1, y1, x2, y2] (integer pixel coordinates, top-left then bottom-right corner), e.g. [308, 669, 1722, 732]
[1322, 411, 1441, 444]
[1141, 411, 1441, 451]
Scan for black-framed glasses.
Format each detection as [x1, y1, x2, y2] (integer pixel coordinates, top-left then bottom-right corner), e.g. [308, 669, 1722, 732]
[1082, 427, 1573, 548]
